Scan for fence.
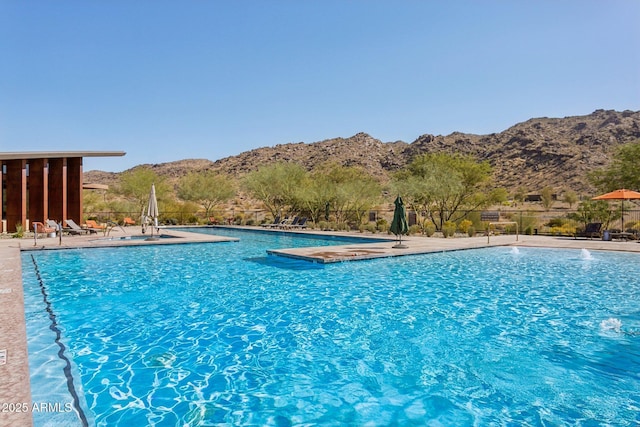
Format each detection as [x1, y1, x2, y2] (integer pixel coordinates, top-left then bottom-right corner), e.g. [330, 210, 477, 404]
[84, 208, 640, 236]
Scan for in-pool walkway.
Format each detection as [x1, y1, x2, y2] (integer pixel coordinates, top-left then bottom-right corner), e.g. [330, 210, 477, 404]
[266, 231, 640, 262]
[1, 225, 639, 426]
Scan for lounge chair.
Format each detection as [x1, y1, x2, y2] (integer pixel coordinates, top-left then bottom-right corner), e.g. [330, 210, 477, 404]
[33, 222, 55, 236]
[85, 219, 106, 230]
[268, 216, 288, 228]
[46, 219, 60, 229]
[574, 222, 602, 239]
[64, 219, 92, 235]
[291, 217, 307, 229]
[123, 217, 136, 226]
[280, 216, 299, 229]
[261, 215, 280, 227]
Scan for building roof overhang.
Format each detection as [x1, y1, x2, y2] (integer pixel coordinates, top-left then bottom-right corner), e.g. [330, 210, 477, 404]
[0, 151, 125, 161]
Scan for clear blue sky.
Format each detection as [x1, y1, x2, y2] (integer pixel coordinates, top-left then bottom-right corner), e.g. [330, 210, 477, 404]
[1, 1, 639, 172]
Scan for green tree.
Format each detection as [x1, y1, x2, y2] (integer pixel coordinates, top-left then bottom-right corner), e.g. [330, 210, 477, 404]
[392, 153, 499, 231]
[115, 167, 170, 217]
[292, 163, 380, 227]
[295, 172, 334, 224]
[589, 141, 640, 191]
[568, 200, 618, 229]
[328, 165, 381, 226]
[540, 186, 555, 211]
[562, 190, 578, 209]
[242, 162, 307, 218]
[513, 186, 528, 205]
[177, 171, 236, 219]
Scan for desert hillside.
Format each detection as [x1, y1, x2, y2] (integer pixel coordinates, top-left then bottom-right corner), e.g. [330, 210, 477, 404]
[85, 109, 640, 194]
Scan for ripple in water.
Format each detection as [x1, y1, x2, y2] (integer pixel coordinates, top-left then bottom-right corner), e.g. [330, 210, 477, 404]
[510, 247, 520, 255]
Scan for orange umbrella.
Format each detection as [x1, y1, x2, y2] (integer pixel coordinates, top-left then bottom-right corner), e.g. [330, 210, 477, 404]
[592, 189, 640, 201]
[592, 188, 640, 231]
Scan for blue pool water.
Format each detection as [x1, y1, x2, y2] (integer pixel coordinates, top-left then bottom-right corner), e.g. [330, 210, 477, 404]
[22, 230, 640, 426]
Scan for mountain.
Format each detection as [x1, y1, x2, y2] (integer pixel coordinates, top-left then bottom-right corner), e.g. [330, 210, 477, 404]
[85, 109, 640, 194]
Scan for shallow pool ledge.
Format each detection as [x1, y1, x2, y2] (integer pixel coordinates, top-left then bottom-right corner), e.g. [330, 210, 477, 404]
[0, 245, 33, 427]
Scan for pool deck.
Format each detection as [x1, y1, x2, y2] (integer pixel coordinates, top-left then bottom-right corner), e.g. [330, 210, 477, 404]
[1, 226, 639, 426]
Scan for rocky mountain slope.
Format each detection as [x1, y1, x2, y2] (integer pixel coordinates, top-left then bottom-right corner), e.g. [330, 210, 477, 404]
[85, 109, 640, 194]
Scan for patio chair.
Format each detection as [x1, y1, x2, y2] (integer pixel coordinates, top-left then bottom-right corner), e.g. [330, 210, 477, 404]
[33, 222, 56, 236]
[291, 217, 308, 229]
[85, 219, 106, 230]
[268, 216, 288, 228]
[261, 215, 280, 227]
[46, 219, 60, 229]
[574, 222, 602, 239]
[123, 217, 136, 226]
[64, 219, 92, 235]
[281, 216, 299, 229]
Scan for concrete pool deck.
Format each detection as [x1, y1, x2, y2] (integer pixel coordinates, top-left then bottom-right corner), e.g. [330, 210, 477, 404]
[1, 226, 639, 426]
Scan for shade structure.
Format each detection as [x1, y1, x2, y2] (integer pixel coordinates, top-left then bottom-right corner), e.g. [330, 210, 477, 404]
[390, 195, 409, 248]
[592, 188, 640, 231]
[147, 183, 159, 239]
[592, 189, 640, 201]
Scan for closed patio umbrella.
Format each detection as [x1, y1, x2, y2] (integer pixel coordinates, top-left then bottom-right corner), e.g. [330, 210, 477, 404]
[592, 188, 640, 232]
[146, 183, 159, 240]
[390, 195, 409, 249]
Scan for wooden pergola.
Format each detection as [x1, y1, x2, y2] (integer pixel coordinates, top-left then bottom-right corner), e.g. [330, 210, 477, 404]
[0, 151, 125, 233]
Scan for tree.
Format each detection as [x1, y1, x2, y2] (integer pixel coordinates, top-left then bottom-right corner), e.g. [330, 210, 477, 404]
[540, 186, 555, 211]
[292, 163, 381, 226]
[568, 200, 619, 229]
[392, 153, 499, 231]
[589, 141, 640, 191]
[177, 171, 236, 219]
[328, 165, 381, 226]
[295, 172, 334, 224]
[562, 190, 578, 208]
[115, 167, 170, 218]
[242, 162, 307, 218]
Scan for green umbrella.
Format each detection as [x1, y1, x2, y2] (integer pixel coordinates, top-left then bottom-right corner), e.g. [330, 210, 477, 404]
[390, 195, 409, 248]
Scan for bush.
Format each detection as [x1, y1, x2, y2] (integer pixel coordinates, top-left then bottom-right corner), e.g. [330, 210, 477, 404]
[458, 219, 473, 233]
[12, 224, 24, 238]
[467, 226, 476, 237]
[365, 223, 377, 233]
[424, 223, 436, 237]
[408, 224, 421, 235]
[546, 217, 567, 228]
[376, 218, 389, 233]
[442, 221, 456, 238]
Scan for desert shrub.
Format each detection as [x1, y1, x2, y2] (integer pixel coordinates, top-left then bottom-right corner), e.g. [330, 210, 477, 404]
[12, 224, 24, 238]
[442, 221, 457, 238]
[626, 220, 640, 232]
[424, 223, 436, 237]
[550, 224, 576, 236]
[408, 224, 421, 235]
[458, 219, 473, 234]
[467, 226, 476, 237]
[546, 217, 568, 228]
[376, 218, 389, 232]
[359, 224, 377, 233]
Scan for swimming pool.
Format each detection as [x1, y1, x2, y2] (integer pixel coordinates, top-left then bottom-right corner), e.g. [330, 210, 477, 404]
[22, 230, 640, 426]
